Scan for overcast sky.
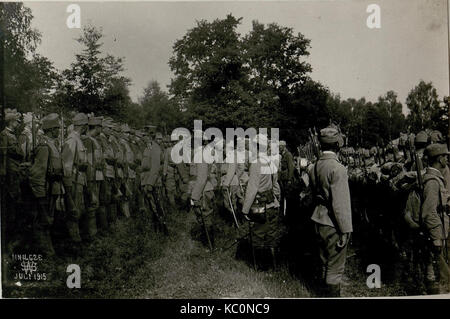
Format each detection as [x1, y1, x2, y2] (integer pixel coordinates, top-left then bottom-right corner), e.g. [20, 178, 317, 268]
[25, 0, 449, 113]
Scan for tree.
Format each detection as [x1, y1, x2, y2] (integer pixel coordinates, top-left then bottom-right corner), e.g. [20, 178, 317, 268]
[168, 14, 320, 145]
[1, 3, 57, 115]
[375, 90, 405, 141]
[58, 25, 131, 117]
[139, 81, 183, 133]
[406, 80, 440, 132]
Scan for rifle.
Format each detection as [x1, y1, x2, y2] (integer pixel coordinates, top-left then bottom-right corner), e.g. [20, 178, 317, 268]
[308, 128, 321, 161]
[247, 218, 257, 270]
[31, 112, 36, 160]
[225, 187, 240, 228]
[192, 204, 213, 251]
[152, 187, 169, 235]
[60, 111, 64, 153]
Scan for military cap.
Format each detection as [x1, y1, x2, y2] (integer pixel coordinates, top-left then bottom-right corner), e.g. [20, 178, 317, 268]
[42, 113, 60, 130]
[363, 149, 370, 158]
[279, 140, 286, 147]
[22, 112, 33, 125]
[88, 116, 103, 126]
[5, 112, 20, 123]
[430, 130, 444, 143]
[425, 143, 450, 158]
[415, 131, 429, 144]
[102, 117, 114, 128]
[121, 124, 130, 133]
[144, 125, 157, 132]
[155, 132, 163, 139]
[73, 113, 88, 126]
[319, 127, 343, 146]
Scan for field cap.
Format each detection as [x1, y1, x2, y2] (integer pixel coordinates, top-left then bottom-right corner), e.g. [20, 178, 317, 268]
[88, 116, 103, 126]
[42, 113, 60, 130]
[426, 143, 450, 158]
[415, 131, 429, 144]
[319, 127, 343, 147]
[73, 113, 88, 126]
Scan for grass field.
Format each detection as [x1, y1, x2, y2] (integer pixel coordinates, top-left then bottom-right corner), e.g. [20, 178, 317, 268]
[1, 205, 447, 298]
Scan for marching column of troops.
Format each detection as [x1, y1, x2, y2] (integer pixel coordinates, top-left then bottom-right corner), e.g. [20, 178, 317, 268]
[1, 108, 449, 296]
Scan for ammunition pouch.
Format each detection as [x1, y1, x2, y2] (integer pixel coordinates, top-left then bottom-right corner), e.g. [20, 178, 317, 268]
[49, 167, 63, 181]
[76, 162, 88, 172]
[105, 158, 116, 165]
[95, 163, 105, 170]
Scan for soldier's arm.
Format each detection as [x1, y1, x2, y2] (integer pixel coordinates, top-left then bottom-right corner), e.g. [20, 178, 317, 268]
[62, 137, 76, 187]
[287, 152, 295, 180]
[242, 163, 261, 214]
[422, 179, 444, 243]
[191, 163, 207, 201]
[177, 162, 190, 184]
[330, 166, 353, 233]
[0, 132, 7, 176]
[148, 147, 161, 186]
[163, 148, 169, 176]
[29, 145, 49, 198]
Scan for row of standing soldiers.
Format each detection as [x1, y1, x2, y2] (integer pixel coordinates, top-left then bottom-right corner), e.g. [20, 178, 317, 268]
[1, 109, 183, 258]
[1, 110, 291, 266]
[296, 128, 449, 295]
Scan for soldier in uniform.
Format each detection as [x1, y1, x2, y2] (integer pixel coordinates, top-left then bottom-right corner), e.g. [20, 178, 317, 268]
[28, 113, 65, 255]
[119, 124, 134, 218]
[80, 116, 104, 240]
[62, 113, 88, 248]
[1, 109, 24, 250]
[420, 143, 450, 294]
[142, 131, 166, 232]
[241, 134, 284, 269]
[307, 127, 352, 297]
[191, 141, 217, 248]
[279, 140, 295, 217]
[221, 139, 245, 224]
[98, 118, 117, 230]
[163, 136, 178, 212]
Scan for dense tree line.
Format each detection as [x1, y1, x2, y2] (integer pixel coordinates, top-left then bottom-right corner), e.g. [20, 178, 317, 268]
[1, 5, 448, 148]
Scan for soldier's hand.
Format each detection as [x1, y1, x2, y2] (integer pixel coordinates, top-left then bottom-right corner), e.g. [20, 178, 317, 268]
[337, 232, 351, 248]
[190, 199, 200, 207]
[144, 185, 153, 193]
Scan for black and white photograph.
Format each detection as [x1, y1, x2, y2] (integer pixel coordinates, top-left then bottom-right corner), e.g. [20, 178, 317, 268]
[0, 0, 449, 301]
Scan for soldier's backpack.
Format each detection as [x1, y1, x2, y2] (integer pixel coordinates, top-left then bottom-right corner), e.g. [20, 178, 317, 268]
[403, 175, 443, 230]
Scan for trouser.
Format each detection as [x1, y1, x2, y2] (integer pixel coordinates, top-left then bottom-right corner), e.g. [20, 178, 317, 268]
[118, 178, 131, 218]
[165, 167, 177, 210]
[250, 206, 284, 249]
[144, 185, 168, 233]
[98, 178, 112, 231]
[80, 181, 99, 241]
[424, 240, 449, 293]
[315, 223, 348, 285]
[33, 196, 56, 255]
[64, 182, 84, 244]
[193, 190, 215, 246]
